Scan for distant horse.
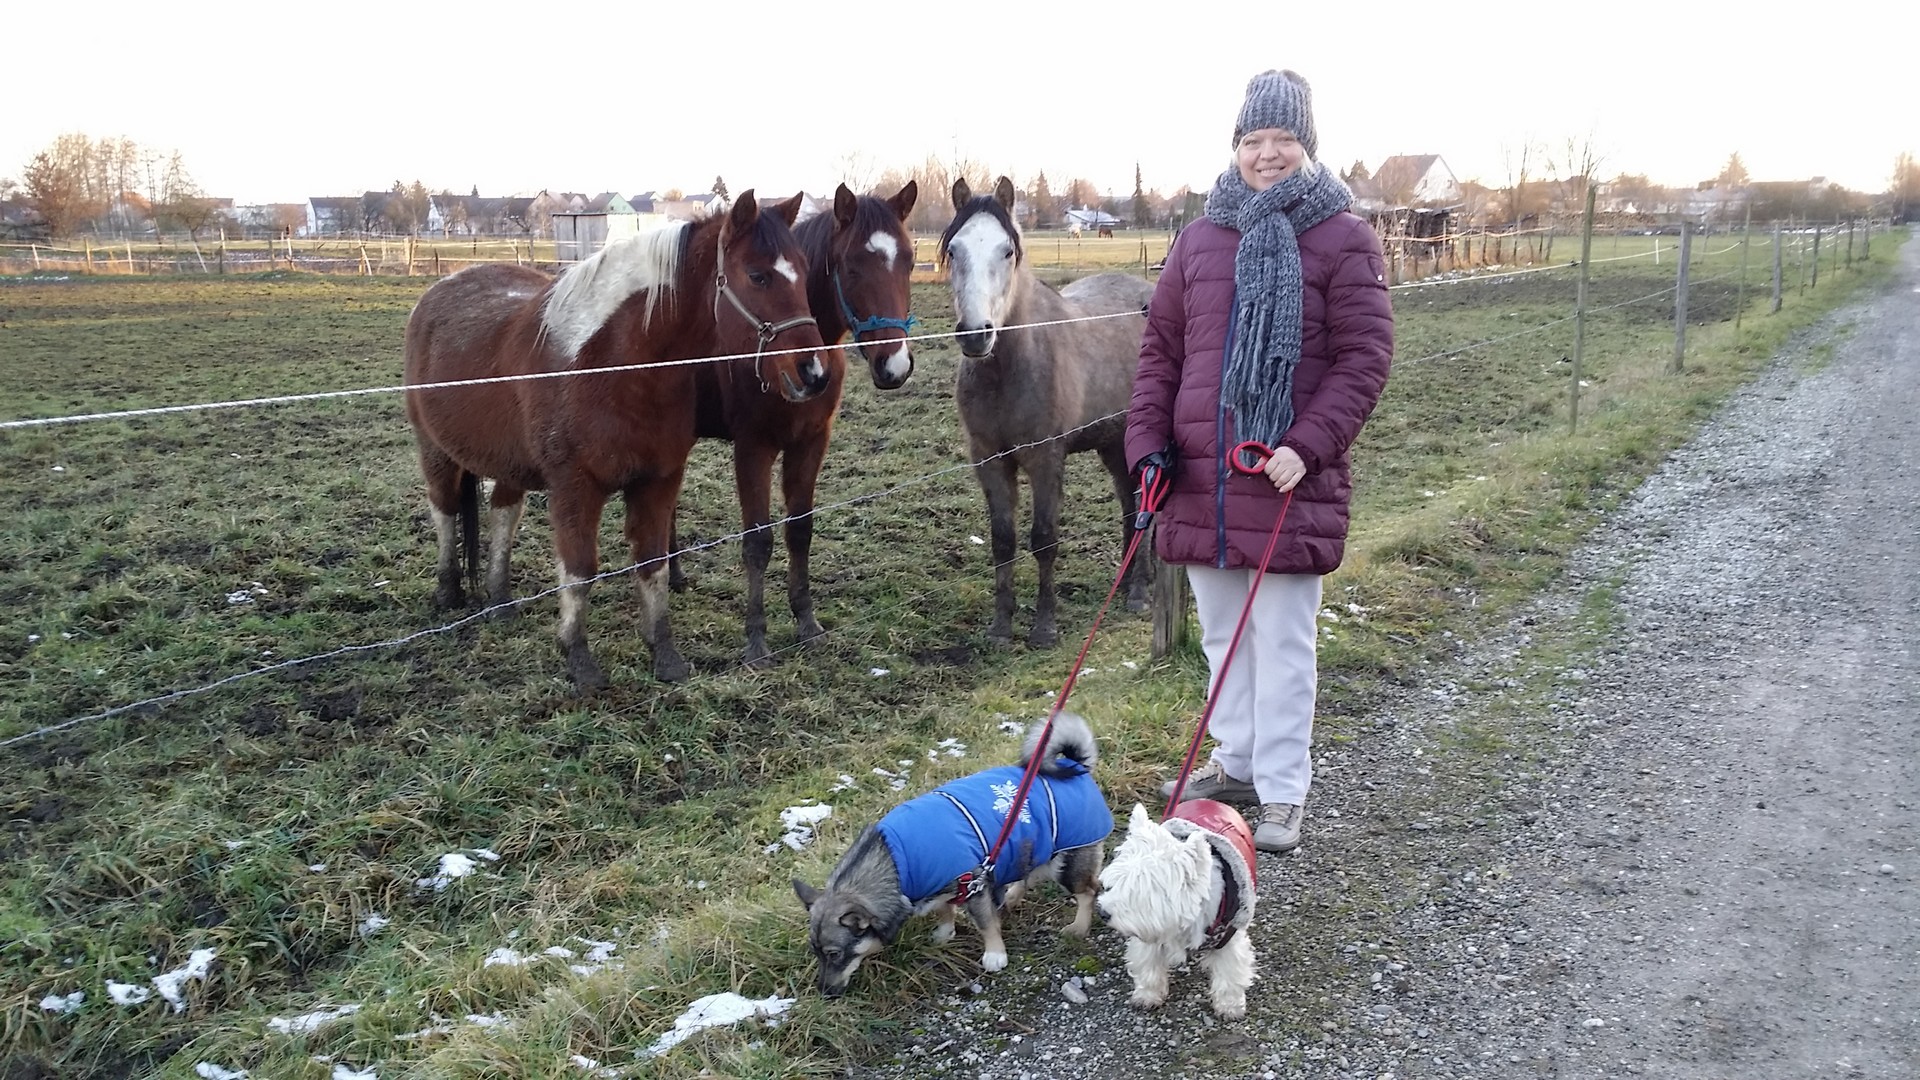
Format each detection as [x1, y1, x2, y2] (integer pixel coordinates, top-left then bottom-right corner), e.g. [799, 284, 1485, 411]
[1097, 225, 1114, 238]
[403, 191, 829, 690]
[674, 181, 920, 665]
[940, 176, 1154, 647]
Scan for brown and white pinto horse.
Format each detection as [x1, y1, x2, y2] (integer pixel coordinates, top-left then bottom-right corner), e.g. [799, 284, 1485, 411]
[403, 191, 828, 690]
[674, 181, 919, 665]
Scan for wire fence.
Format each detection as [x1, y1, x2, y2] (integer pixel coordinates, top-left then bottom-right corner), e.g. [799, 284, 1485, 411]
[0, 217, 1896, 749]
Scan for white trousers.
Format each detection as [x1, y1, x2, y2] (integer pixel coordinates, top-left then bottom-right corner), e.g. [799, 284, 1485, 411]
[1186, 565, 1321, 805]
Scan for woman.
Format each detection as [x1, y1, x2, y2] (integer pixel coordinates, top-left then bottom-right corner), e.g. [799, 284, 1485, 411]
[1126, 69, 1393, 853]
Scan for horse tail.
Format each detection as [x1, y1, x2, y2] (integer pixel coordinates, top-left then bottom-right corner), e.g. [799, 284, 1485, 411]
[459, 472, 481, 595]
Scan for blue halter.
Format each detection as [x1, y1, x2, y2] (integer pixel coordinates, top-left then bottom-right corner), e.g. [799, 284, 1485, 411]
[833, 269, 918, 340]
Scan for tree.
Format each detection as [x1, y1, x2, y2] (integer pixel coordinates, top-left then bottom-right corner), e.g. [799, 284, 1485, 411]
[1131, 163, 1150, 228]
[1026, 170, 1057, 228]
[1342, 159, 1371, 185]
[712, 175, 729, 199]
[1718, 152, 1749, 187]
[1064, 177, 1095, 211]
[1891, 152, 1919, 222]
[380, 179, 431, 234]
[151, 151, 218, 237]
[19, 133, 109, 237]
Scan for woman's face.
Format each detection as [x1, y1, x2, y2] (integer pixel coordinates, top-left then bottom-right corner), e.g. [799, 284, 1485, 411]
[1236, 128, 1306, 191]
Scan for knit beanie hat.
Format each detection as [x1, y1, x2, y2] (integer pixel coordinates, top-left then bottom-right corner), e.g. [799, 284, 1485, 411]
[1233, 69, 1317, 159]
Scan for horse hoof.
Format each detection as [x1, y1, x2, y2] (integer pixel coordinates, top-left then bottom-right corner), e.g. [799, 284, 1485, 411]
[1125, 596, 1149, 614]
[1027, 627, 1059, 649]
[654, 649, 691, 683]
[668, 572, 689, 594]
[742, 642, 774, 668]
[795, 618, 826, 645]
[567, 654, 610, 695]
[485, 597, 520, 621]
[432, 587, 465, 610]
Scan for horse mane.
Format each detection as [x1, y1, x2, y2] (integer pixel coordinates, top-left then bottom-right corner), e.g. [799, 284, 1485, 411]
[541, 223, 691, 359]
[937, 196, 1022, 269]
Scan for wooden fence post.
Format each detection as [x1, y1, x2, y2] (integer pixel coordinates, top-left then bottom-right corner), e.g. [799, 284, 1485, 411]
[83, 237, 94, 274]
[30, 243, 39, 269]
[1150, 539, 1187, 660]
[1570, 187, 1595, 433]
[1810, 226, 1821, 289]
[1670, 221, 1690, 374]
[1734, 202, 1752, 339]
[1771, 223, 1783, 313]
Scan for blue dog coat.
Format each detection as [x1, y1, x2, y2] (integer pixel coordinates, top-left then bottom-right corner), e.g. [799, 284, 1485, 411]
[876, 760, 1113, 902]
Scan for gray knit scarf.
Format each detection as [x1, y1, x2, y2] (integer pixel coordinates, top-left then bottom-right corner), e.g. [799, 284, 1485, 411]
[1205, 159, 1351, 449]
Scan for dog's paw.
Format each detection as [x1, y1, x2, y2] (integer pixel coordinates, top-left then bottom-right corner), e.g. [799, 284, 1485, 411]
[1128, 988, 1166, 1010]
[980, 950, 1008, 973]
[1060, 921, 1089, 938]
[1212, 995, 1247, 1020]
[929, 922, 956, 945]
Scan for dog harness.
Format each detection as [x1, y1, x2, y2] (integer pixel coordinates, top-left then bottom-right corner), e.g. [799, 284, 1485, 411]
[876, 761, 1113, 903]
[1166, 799, 1258, 950]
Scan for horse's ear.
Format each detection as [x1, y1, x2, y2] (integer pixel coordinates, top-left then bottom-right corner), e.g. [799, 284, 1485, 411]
[890, 179, 918, 220]
[834, 184, 857, 228]
[951, 178, 972, 211]
[726, 189, 760, 244]
[769, 191, 804, 228]
[993, 176, 1016, 212]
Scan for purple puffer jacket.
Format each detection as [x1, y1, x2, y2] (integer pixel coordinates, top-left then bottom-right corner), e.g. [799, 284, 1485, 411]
[1126, 212, 1393, 575]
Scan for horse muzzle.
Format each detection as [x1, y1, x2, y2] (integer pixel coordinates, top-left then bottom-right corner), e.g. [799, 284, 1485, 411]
[863, 339, 913, 390]
[956, 323, 996, 358]
[780, 352, 832, 403]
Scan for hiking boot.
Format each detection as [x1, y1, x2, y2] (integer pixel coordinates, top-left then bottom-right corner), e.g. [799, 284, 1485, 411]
[1160, 760, 1257, 804]
[1254, 803, 1303, 853]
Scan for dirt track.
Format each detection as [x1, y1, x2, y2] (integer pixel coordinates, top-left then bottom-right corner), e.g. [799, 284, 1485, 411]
[860, 237, 1919, 1079]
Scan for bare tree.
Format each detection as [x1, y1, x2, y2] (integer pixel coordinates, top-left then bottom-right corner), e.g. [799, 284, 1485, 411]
[1890, 152, 1918, 222]
[833, 151, 880, 195]
[1499, 137, 1544, 228]
[152, 152, 218, 237]
[20, 134, 105, 237]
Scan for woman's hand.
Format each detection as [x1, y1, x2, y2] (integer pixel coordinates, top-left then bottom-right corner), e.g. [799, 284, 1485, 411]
[1262, 445, 1306, 492]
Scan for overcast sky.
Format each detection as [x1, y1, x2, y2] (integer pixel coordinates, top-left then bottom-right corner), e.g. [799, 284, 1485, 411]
[6, 0, 1907, 206]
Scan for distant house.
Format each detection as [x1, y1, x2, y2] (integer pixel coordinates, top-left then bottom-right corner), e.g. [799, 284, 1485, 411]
[1063, 206, 1121, 230]
[305, 196, 363, 237]
[0, 197, 47, 241]
[1352, 154, 1462, 212]
[552, 193, 668, 262]
[654, 192, 724, 221]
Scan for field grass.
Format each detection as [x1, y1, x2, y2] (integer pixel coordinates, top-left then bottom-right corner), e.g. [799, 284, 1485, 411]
[0, 226, 1905, 1078]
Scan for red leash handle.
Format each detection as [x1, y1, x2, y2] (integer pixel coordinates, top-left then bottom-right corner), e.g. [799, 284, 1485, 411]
[960, 474, 1168, 904]
[1163, 472, 1294, 817]
[1230, 440, 1274, 477]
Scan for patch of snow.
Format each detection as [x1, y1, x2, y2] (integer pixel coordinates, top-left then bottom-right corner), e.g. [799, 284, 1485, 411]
[935, 738, 967, 758]
[641, 992, 796, 1059]
[868, 667, 890, 677]
[828, 774, 857, 793]
[483, 947, 529, 968]
[195, 1064, 249, 1080]
[968, 535, 985, 544]
[268, 1003, 361, 1035]
[543, 945, 577, 959]
[766, 803, 833, 853]
[331, 1066, 378, 1080]
[569, 1055, 599, 1070]
[153, 948, 217, 1013]
[107, 980, 150, 1006]
[394, 1023, 454, 1042]
[998, 720, 1024, 735]
[1122, 660, 1139, 670]
[308, 863, 328, 873]
[465, 1012, 511, 1028]
[469, 848, 502, 862]
[358, 913, 390, 938]
[40, 990, 84, 1014]
[416, 851, 482, 891]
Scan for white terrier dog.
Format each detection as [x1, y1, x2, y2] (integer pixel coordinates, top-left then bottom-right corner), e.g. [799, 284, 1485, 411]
[1097, 802, 1258, 1019]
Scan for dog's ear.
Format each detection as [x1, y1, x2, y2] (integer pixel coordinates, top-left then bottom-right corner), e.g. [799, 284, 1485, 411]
[793, 878, 821, 911]
[1128, 803, 1155, 833]
[837, 910, 872, 934]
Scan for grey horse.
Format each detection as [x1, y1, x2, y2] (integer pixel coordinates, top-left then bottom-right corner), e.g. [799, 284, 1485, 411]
[939, 176, 1155, 647]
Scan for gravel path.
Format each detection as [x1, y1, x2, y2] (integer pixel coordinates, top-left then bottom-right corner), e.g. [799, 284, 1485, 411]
[856, 237, 1918, 1080]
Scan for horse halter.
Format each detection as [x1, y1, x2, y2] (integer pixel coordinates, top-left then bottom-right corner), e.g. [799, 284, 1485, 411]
[713, 234, 818, 392]
[833, 268, 918, 342]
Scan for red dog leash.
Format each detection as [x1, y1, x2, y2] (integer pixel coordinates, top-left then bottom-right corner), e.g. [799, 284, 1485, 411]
[1163, 441, 1294, 817]
[951, 463, 1172, 905]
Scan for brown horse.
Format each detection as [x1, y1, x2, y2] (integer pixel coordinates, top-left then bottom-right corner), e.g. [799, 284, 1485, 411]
[940, 177, 1154, 647]
[403, 191, 828, 690]
[674, 181, 919, 664]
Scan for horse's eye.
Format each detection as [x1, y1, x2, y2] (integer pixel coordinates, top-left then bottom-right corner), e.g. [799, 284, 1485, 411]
[1002, 248, 1014, 261]
[748, 270, 771, 287]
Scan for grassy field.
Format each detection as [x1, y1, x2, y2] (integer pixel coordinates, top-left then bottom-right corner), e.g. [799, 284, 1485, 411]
[0, 226, 1904, 1078]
